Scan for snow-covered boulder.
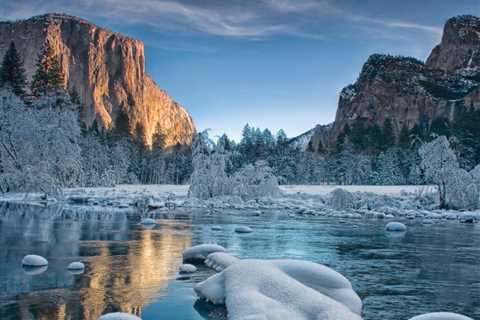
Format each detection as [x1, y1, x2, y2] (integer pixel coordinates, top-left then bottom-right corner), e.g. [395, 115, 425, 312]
[205, 252, 240, 272]
[458, 212, 478, 223]
[99, 313, 142, 320]
[234, 226, 253, 233]
[408, 312, 473, 320]
[194, 259, 362, 320]
[183, 244, 226, 263]
[67, 262, 85, 270]
[140, 218, 156, 225]
[385, 222, 407, 232]
[179, 264, 197, 273]
[22, 255, 48, 267]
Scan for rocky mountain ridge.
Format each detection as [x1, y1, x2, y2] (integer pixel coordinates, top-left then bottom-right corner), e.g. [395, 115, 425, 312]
[304, 15, 480, 152]
[0, 13, 195, 147]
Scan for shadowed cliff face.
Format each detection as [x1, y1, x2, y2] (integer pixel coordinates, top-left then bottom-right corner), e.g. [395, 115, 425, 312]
[305, 15, 480, 152]
[0, 13, 195, 147]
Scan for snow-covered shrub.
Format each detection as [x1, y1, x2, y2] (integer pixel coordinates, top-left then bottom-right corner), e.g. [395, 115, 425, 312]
[188, 132, 232, 199]
[328, 188, 355, 210]
[232, 160, 280, 199]
[419, 136, 479, 209]
[0, 89, 82, 194]
[445, 168, 479, 210]
[188, 132, 280, 200]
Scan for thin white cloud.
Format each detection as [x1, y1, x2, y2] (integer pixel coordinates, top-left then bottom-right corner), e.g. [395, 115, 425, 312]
[0, 0, 442, 40]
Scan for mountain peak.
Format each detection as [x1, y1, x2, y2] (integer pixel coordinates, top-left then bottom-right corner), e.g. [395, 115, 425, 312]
[426, 15, 480, 72]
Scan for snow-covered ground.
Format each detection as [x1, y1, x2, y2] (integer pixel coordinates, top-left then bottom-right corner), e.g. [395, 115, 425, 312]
[280, 185, 436, 195]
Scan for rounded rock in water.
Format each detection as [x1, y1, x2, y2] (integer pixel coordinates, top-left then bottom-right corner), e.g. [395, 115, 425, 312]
[235, 226, 253, 233]
[385, 222, 407, 232]
[22, 254, 48, 267]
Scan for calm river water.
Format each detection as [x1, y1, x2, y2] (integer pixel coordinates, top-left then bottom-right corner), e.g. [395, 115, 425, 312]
[0, 203, 479, 320]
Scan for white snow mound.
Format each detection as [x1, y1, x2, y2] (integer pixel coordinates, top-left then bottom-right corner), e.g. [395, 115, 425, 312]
[183, 244, 226, 263]
[385, 222, 407, 232]
[194, 259, 362, 320]
[67, 262, 85, 270]
[205, 252, 240, 272]
[179, 264, 197, 273]
[409, 312, 474, 320]
[99, 313, 142, 320]
[22, 255, 48, 267]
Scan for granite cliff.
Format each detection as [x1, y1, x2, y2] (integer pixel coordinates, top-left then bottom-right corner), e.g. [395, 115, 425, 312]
[305, 15, 480, 152]
[0, 13, 195, 147]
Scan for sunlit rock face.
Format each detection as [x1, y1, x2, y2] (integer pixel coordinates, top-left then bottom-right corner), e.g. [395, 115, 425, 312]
[0, 13, 195, 147]
[305, 15, 480, 152]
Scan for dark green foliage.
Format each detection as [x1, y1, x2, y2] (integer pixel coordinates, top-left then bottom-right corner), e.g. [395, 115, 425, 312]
[398, 123, 410, 149]
[31, 43, 65, 96]
[380, 118, 396, 151]
[0, 41, 27, 96]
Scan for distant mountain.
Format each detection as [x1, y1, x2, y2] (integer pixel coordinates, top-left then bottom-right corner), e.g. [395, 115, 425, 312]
[304, 15, 480, 152]
[0, 13, 196, 147]
[289, 124, 332, 152]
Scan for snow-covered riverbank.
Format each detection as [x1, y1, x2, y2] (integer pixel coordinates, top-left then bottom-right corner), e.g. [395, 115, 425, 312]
[1, 184, 478, 223]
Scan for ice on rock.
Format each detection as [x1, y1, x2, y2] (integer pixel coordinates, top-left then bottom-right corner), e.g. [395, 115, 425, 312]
[194, 259, 362, 320]
[409, 312, 474, 320]
[22, 254, 48, 267]
[179, 264, 197, 273]
[385, 222, 407, 232]
[67, 261, 85, 270]
[234, 226, 253, 233]
[99, 312, 142, 320]
[183, 244, 226, 263]
[205, 252, 240, 272]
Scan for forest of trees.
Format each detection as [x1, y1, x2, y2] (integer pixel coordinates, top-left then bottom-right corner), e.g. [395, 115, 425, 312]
[1, 40, 480, 195]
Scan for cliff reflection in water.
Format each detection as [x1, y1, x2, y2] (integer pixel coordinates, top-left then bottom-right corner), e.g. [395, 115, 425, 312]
[0, 203, 192, 319]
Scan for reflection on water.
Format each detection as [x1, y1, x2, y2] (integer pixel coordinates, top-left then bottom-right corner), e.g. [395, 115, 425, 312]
[0, 203, 191, 319]
[0, 203, 479, 320]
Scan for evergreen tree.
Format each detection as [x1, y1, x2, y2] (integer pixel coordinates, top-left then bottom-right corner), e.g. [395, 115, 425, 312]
[0, 41, 27, 97]
[31, 43, 65, 96]
[379, 118, 395, 151]
[398, 123, 410, 149]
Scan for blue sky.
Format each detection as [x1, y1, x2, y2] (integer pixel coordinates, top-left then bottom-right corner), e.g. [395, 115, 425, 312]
[1, 0, 479, 140]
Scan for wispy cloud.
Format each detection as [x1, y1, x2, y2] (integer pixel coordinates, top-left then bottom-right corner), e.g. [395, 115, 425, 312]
[0, 0, 442, 41]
